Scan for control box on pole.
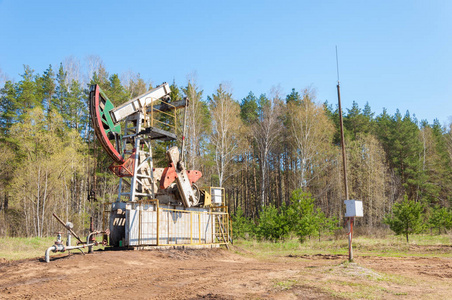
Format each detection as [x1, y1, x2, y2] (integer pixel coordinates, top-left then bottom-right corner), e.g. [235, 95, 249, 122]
[344, 200, 363, 217]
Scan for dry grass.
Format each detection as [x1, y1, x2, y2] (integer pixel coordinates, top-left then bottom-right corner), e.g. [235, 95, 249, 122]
[0, 236, 55, 261]
[0, 236, 105, 261]
[234, 234, 452, 299]
[234, 233, 452, 258]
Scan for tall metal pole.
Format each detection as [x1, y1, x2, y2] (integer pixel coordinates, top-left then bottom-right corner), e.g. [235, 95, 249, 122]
[336, 46, 352, 262]
[181, 98, 189, 163]
[337, 83, 349, 201]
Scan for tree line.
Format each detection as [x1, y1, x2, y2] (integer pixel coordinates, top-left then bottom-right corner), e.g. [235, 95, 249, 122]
[1, 57, 452, 238]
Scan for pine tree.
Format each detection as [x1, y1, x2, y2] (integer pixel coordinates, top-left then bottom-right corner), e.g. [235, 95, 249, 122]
[256, 204, 290, 242]
[15, 65, 41, 120]
[375, 108, 393, 154]
[67, 79, 87, 133]
[395, 112, 424, 200]
[285, 88, 301, 104]
[240, 92, 258, 125]
[363, 102, 375, 130]
[107, 74, 128, 105]
[0, 81, 17, 135]
[344, 101, 373, 140]
[376, 110, 423, 200]
[53, 64, 69, 119]
[90, 64, 109, 91]
[430, 120, 452, 204]
[36, 65, 55, 113]
[384, 196, 425, 243]
[428, 205, 452, 234]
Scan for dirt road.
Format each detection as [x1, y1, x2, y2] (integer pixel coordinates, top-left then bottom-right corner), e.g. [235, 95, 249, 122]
[0, 247, 451, 299]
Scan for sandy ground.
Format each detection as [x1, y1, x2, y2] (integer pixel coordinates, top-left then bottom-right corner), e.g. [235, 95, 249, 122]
[0, 247, 451, 299]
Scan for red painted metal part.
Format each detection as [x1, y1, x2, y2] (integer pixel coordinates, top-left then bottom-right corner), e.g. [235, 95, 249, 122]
[109, 149, 136, 177]
[90, 85, 124, 163]
[159, 163, 202, 189]
[187, 170, 202, 185]
[160, 163, 177, 189]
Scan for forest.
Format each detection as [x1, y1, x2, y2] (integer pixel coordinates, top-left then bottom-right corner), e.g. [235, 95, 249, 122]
[1, 57, 452, 239]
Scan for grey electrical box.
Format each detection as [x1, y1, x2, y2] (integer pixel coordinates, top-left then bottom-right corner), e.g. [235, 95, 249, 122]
[211, 188, 223, 205]
[344, 200, 363, 217]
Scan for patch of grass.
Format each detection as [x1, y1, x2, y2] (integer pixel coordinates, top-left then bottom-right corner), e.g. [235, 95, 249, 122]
[0, 236, 105, 261]
[234, 233, 451, 259]
[292, 260, 419, 300]
[0, 236, 55, 260]
[317, 278, 411, 300]
[273, 279, 297, 290]
[394, 292, 408, 295]
[235, 238, 348, 258]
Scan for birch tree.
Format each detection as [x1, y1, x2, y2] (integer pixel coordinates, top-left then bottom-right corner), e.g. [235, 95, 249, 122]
[253, 91, 283, 208]
[9, 108, 63, 236]
[348, 134, 388, 227]
[287, 89, 334, 190]
[182, 79, 210, 171]
[0, 68, 8, 88]
[8, 108, 88, 236]
[85, 55, 104, 85]
[120, 70, 148, 99]
[209, 84, 244, 187]
[63, 56, 82, 86]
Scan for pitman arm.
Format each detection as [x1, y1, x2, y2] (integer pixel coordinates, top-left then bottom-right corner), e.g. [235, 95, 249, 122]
[166, 146, 199, 207]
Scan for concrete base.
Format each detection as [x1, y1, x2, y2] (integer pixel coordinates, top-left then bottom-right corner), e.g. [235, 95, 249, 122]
[104, 244, 221, 251]
[129, 244, 221, 251]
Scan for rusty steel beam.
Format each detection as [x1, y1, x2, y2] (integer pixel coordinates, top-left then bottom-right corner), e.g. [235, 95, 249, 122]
[53, 213, 84, 245]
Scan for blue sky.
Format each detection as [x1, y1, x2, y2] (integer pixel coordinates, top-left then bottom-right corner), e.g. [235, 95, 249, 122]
[1, 0, 451, 125]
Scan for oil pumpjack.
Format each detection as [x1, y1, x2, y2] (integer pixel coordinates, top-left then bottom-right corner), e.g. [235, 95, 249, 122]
[90, 82, 204, 207]
[89, 83, 227, 248]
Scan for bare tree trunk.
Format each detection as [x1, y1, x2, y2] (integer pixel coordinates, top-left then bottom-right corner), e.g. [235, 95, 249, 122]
[277, 152, 283, 207]
[40, 169, 49, 237]
[253, 162, 258, 215]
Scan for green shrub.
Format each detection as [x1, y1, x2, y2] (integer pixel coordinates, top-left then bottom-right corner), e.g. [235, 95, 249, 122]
[232, 207, 255, 239]
[287, 189, 329, 243]
[428, 205, 452, 234]
[384, 196, 426, 243]
[231, 189, 340, 244]
[256, 205, 291, 242]
[314, 210, 340, 242]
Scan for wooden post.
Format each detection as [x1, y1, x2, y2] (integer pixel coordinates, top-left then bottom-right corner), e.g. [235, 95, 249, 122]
[348, 217, 353, 262]
[336, 46, 352, 262]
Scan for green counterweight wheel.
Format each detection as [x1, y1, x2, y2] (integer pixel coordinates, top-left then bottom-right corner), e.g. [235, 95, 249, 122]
[89, 84, 124, 163]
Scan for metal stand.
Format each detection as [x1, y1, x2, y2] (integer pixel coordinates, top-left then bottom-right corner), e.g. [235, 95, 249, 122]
[117, 113, 155, 202]
[347, 217, 354, 262]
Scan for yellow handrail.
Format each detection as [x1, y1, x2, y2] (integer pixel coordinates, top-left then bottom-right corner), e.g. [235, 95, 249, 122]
[148, 99, 177, 134]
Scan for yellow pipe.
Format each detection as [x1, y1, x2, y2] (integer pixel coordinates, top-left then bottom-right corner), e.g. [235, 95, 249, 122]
[156, 203, 160, 246]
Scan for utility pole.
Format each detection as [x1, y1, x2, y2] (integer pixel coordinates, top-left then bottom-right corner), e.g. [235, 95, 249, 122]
[336, 46, 353, 262]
